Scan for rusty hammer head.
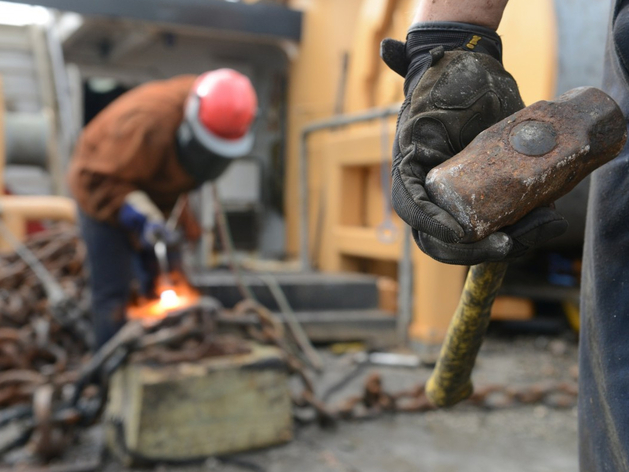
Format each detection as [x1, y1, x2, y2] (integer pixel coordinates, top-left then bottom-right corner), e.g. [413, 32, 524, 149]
[425, 87, 627, 242]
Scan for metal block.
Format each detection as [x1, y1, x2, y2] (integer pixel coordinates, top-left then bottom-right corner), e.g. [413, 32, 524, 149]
[105, 342, 293, 464]
[426, 87, 626, 242]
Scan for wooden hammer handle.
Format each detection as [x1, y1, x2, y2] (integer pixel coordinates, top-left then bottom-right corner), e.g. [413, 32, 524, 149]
[426, 261, 509, 407]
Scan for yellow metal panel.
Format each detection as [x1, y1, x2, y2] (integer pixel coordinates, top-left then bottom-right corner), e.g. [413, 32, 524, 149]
[491, 296, 535, 321]
[286, 0, 364, 256]
[411, 250, 467, 345]
[334, 225, 402, 260]
[498, 0, 558, 104]
[340, 166, 368, 227]
[345, 0, 398, 112]
[0, 77, 4, 195]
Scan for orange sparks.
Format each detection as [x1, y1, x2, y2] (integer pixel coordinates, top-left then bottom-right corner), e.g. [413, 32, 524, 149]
[127, 272, 200, 324]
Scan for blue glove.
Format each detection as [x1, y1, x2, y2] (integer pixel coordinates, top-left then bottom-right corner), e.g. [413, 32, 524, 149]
[142, 221, 178, 247]
[118, 191, 177, 249]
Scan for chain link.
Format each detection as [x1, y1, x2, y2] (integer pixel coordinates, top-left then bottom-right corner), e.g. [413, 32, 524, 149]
[0, 224, 579, 462]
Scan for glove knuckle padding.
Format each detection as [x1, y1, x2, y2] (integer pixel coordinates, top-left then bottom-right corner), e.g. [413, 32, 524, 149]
[393, 51, 524, 245]
[392, 167, 461, 244]
[430, 52, 517, 110]
[413, 51, 523, 151]
[411, 116, 454, 168]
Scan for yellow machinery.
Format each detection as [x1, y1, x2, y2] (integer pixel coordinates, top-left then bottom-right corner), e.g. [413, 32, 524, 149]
[284, 0, 558, 346]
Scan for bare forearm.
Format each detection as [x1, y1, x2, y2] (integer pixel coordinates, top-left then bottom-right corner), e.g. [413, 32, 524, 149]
[413, 0, 508, 30]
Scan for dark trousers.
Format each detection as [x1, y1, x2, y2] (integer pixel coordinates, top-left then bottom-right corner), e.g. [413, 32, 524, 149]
[579, 2, 629, 470]
[79, 211, 158, 349]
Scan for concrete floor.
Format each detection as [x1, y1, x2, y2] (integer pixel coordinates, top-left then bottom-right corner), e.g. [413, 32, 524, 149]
[5, 334, 580, 472]
[118, 335, 579, 472]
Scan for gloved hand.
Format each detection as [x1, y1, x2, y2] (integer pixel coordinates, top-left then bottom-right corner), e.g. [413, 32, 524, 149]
[118, 191, 178, 249]
[381, 22, 567, 265]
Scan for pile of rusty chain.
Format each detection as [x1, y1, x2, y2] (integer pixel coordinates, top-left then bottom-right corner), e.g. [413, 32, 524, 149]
[0, 224, 93, 460]
[0, 224, 581, 463]
[226, 301, 579, 425]
[0, 310, 255, 460]
[0, 224, 90, 415]
[0, 226, 254, 461]
[334, 373, 578, 421]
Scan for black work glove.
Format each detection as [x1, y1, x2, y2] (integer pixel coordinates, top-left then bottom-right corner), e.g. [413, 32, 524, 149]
[381, 23, 568, 265]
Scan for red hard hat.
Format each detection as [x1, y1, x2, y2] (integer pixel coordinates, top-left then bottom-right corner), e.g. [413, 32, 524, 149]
[192, 69, 258, 140]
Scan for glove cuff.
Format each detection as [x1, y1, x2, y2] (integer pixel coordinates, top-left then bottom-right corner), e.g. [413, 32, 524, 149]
[124, 190, 164, 223]
[406, 22, 502, 62]
[381, 22, 503, 96]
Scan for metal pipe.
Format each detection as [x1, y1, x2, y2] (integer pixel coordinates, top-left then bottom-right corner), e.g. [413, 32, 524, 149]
[198, 182, 215, 269]
[299, 104, 400, 271]
[396, 224, 413, 347]
[0, 195, 76, 222]
[4, 112, 50, 168]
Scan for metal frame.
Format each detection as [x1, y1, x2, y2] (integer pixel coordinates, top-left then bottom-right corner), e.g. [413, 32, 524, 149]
[3, 0, 302, 42]
[299, 104, 414, 345]
[299, 104, 400, 271]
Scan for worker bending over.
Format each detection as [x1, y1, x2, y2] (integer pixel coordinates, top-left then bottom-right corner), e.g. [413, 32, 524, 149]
[383, 0, 629, 469]
[68, 69, 258, 348]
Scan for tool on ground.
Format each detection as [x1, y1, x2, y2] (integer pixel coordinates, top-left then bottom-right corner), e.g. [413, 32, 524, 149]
[353, 351, 421, 368]
[257, 273, 324, 372]
[423, 87, 627, 407]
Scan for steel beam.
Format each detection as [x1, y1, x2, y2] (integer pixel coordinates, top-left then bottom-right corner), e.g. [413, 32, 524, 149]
[3, 0, 302, 42]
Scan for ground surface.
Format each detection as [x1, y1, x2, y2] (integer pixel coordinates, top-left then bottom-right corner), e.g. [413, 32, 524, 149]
[5, 334, 580, 472]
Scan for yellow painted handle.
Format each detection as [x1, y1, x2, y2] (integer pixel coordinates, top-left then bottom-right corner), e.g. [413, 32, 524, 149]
[426, 261, 509, 407]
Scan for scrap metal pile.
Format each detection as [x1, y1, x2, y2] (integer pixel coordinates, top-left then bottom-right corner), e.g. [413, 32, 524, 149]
[0, 224, 580, 466]
[0, 225, 252, 460]
[0, 224, 90, 405]
[0, 224, 92, 458]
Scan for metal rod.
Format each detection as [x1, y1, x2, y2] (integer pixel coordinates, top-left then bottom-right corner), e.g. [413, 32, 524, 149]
[0, 217, 65, 306]
[299, 104, 400, 271]
[153, 239, 172, 286]
[166, 194, 186, 233]
[257, 273, 324, 372]
[396, 225, 413, 347]
[198, 182, 215, 269]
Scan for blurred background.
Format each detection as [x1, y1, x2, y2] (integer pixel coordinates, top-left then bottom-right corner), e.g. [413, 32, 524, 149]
[0, 1, 616, 470]
[0, 0, 613, 346]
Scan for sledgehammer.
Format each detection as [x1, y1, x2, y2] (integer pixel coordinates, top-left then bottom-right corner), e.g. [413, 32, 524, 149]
[423, 87, 627, 407]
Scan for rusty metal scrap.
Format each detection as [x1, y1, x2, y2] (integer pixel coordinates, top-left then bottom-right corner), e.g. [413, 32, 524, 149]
[0, 224, 581, 464]
[333, 373, 578, 420]
[0, 224, 92, 461]
[0, 224, 90, 404]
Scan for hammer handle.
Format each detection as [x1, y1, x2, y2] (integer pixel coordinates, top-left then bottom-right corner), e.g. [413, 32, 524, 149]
[426, 261, 509, 407]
